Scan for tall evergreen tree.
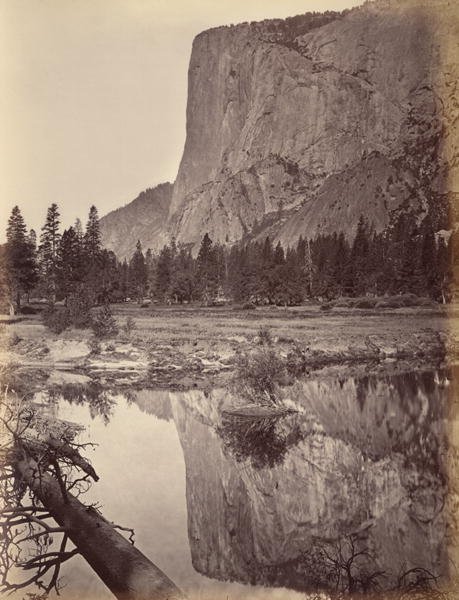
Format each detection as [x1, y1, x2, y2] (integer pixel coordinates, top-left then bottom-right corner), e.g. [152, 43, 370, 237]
[83, 205, 104, 303]
[5, 206, 38, 310]
[84, 205, 101, 261]
[196, 233, 219, 303]
[155, 245, 173, 302]
[436, 236, 452, 303]
[28, 229, 37, 251]
[38, 203, 61, 303]
[170, 247, 196, 303]
[129, 240, 148, 302]
[57, 227, 84, 303]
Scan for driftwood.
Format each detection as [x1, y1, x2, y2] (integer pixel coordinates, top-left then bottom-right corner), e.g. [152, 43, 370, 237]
[22, 435, 99, 481]
[16, 456, 186, 600]
[221, 403, 296, 420]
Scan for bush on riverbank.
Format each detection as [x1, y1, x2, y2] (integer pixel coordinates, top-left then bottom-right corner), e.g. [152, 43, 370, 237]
[233, 348, 287, 404]
[90, 305, 119, 339]
[328, 294, 437, 310]
[42, 298, 117, 338]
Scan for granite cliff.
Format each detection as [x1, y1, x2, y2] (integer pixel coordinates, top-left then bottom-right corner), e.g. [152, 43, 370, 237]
[101, 0, 459, 256]
[100, 183, 172, 260]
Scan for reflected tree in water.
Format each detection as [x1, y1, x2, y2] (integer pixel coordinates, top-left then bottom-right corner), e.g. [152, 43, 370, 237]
[217, 413, 304, 469]
[48, 382, 116, 424]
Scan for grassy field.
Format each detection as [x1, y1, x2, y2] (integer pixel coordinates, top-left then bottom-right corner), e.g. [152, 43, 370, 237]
[5, 303, 459, 350]
[110, 301, 453, 347]
[2, 301, 457, 390]
[5, 300, 456, 350]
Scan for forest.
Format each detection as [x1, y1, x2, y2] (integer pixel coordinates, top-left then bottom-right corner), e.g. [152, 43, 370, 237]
[0, 203, 456, 319]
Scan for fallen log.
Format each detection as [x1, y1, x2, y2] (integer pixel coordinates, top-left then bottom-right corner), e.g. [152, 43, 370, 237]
[221, 403, 296, 420]
[47, 435, 99, 481]
[22, 435, 99, 481]
[16, 456, 186, 600]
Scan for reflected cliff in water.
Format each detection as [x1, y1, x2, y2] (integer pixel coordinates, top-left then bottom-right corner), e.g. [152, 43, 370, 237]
[40, 368, 457, 598]
[149, 369, 455, 596]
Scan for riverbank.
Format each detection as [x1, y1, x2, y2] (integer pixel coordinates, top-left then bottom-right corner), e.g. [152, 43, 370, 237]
[1, 302, 458, 391]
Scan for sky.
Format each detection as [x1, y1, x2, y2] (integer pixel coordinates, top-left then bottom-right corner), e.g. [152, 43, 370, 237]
[0, 0, 364, 239]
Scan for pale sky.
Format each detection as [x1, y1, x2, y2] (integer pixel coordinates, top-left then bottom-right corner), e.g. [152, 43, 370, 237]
[0, 0, 364, 239]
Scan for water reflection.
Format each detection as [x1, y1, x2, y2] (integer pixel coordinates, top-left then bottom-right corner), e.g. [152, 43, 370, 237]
[48, 382, 117, 424]
[29, 368, 457, 599]
[166, 369, 454, 596]
[217, 414, 306, 469]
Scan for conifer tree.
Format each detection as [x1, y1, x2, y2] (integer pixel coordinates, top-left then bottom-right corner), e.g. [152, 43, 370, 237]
[129, 240, 148, 302]
[145, 248, 155, 295]
[38, 203, 61, 303]
[84, 206, 101, 261]
[57, 227, 84, 303]
[350, 215, 370, 296]
[197, 233, 219, 303]
[170, 247, 196, 303]
[83, 205, 103, 303]
[436, 236, 452, 303]
[155, 245, 173, 302]
[5, 206, 38, 311]
[28, 229, 37, 251]
[420, 218, 437, 297]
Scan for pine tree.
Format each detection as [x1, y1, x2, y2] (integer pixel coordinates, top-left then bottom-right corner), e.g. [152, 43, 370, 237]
[28, 229, 37, 251]
[120, 260, 130, 301]
[129, 240, 148, 303]
[83, 205, 103, 303]
[297, 237, 314, 298]
[74, 218, 84, 242]
[350, 215, 370, 296]
[420, 218, 437, 297]
[57, 227, 84, 303]
[38, 203, 61, 303]
[170, 247, 196, 303]
[196, 233, 219, 304]
[155, 245, 173, 302]
[436, 236, 452, 303]
[84, 206, 101, 261]
[4, 206, 38, 311]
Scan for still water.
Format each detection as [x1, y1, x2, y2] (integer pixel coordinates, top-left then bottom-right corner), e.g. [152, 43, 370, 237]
[33, 368, 458, 599]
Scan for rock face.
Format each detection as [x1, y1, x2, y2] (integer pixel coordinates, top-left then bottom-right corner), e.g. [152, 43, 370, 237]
[100, 183, 172, 260]
[102, 0, 459, 255]
[168, 0, 458, 249]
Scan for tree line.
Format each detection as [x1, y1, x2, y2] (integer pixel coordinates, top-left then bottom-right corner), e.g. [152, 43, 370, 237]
[1, 204, 456, 313]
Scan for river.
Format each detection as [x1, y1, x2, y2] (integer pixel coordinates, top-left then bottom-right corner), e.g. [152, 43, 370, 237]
[21, 367, 459, 598]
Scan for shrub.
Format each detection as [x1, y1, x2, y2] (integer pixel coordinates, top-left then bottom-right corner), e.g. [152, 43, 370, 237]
[8, 332, 22, 347]
[88, 337, 101, 355]
[122, 316, 136, 336]
[145, 338, 157, 360]
[285, 343, 309, 377]
[418, 297, 436, 307]
[333, 297, 352, 308]
[42, 306, 72, 333]
[19, 305, 39, 315]
[353, 297, 377, 309]
[374, 300, 390, 309]
[233, 348, 287, 404]
[67, 294, 93, 328]
[90, 305, 118, 339]
[242, 302, 256, 310]
[42, 293, 93, 333]
[257, 325, 273, 346]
